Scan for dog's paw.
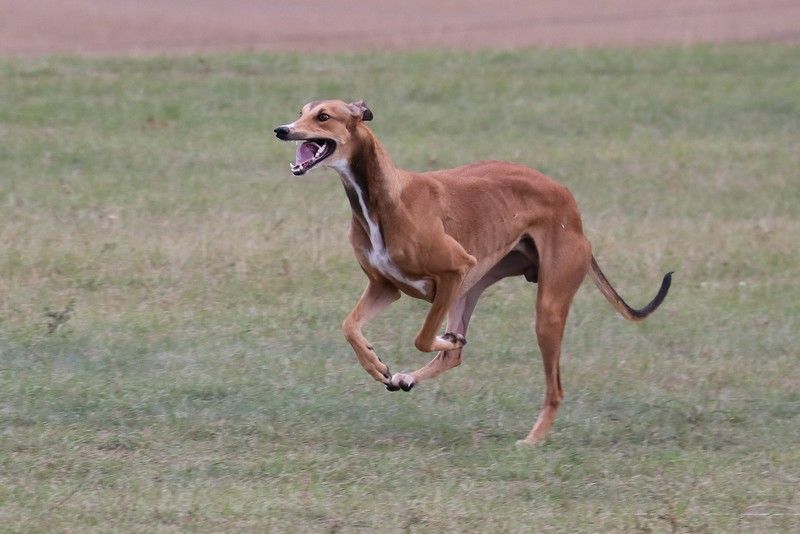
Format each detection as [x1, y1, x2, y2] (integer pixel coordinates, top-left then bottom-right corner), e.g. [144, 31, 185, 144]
[385, 372, 415, 392]
[439, 332, 467, 348]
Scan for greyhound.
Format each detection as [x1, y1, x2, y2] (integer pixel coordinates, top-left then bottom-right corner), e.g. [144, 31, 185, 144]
[275, 100, 671, 444]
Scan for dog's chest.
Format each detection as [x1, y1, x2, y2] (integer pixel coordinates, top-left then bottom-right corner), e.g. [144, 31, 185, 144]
[365, 239, 420, 288]
[338, 165, 427, 294]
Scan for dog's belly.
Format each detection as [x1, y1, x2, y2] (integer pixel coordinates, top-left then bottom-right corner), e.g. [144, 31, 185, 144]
[459, 235, 539, 295]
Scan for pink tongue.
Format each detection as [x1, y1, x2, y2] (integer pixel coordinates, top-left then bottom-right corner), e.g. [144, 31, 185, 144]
[295, 142, 318, 165]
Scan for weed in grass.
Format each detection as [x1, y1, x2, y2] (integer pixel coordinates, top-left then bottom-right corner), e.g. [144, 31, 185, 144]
[44, 297, 76, 334]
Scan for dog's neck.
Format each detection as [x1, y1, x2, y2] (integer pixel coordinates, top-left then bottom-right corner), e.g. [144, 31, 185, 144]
[332, 127, 401, 229]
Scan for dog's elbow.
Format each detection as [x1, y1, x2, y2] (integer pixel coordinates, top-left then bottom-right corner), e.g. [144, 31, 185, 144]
[342, 318, 358, 343]
[414, 336, 441, 353]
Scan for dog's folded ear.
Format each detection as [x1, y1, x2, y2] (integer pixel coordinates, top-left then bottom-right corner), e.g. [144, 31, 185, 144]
[348, 100, 373, 121]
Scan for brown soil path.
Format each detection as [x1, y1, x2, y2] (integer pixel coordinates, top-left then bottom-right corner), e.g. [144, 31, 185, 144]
[1, 0, 799, 56]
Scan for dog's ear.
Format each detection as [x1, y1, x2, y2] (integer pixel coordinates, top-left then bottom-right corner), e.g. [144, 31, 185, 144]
[348, 100, 373, 121]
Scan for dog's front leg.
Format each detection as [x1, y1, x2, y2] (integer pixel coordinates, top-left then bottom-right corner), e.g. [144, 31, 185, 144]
[388, 265, 492, 391]
[342, 279, 400, 384]
[413, 270, 469, 353]
[388, 295, 468, 391]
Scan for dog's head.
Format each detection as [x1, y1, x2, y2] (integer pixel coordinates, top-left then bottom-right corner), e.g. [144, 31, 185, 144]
[274, 99, 373, 176]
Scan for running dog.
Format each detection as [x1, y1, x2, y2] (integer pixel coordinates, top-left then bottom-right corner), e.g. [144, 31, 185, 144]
[275, 100, 672, 444]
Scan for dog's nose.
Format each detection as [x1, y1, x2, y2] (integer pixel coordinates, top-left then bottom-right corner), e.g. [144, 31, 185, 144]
[274, 126, 290, 139]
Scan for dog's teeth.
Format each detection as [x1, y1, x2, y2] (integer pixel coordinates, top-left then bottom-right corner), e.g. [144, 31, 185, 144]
[315, 146, 324, 157]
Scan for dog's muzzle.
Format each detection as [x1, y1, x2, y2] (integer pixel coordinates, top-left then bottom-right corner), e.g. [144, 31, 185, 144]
[274, 125, 336, 175]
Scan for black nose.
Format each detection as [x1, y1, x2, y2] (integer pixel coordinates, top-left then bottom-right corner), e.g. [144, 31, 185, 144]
[274, 126, 290, 140]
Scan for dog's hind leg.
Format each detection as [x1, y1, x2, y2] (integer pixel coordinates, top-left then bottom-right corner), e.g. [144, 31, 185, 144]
[343, 279, 401, 385]
[519, 231, 590, 445]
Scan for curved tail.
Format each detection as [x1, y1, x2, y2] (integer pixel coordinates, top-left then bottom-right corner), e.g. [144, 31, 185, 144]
[588, 255, 673, 321]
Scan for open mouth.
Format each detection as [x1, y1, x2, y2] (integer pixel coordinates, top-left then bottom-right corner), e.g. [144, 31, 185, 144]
[289, 139, 336, 175]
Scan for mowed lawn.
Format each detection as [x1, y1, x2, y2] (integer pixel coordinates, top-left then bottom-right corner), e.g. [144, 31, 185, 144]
[1, 45, 798, 531]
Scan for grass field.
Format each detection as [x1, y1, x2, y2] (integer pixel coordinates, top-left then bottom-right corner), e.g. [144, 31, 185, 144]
[1, 44, 799, 531]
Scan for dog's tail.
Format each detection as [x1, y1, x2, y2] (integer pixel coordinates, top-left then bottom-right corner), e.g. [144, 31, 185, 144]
[588, 255, 673, 321]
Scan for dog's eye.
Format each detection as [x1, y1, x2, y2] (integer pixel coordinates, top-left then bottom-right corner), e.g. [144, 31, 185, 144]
[317, 113, 330, 122]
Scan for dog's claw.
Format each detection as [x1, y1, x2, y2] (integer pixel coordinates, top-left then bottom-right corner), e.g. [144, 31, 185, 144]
[386, 372, 415, 392]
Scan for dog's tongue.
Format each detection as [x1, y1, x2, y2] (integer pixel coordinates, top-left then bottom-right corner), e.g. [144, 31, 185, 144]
[295, 141, 318, 165]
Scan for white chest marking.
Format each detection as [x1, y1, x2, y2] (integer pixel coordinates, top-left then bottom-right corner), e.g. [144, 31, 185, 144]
[335, 162, 427, 293]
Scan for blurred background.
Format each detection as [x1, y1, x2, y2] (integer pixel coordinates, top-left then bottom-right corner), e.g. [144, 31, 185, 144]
[2, 0, 800, 55]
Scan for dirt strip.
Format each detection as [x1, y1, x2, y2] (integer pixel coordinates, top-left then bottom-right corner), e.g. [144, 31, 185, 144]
[1, 0, 799, 56]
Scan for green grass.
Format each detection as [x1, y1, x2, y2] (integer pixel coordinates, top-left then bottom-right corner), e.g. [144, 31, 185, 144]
[1, 44, 799, 531]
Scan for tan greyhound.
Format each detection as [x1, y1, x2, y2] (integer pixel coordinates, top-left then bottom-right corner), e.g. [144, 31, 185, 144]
[275, 100, 672, 444]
